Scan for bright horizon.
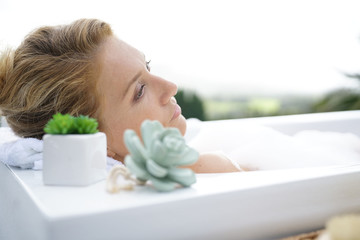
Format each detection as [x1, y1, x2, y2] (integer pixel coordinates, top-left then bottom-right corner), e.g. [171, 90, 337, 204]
[1, 0, 360, 98]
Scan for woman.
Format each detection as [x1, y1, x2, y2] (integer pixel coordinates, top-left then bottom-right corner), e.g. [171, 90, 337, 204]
[0, 19, 240, 173]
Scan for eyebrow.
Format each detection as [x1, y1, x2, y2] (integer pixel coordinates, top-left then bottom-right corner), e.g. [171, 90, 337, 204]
[123, 71, 142, 100]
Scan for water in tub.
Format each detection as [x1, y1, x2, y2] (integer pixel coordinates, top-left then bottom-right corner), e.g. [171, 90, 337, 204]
[185, 118, 360, 171]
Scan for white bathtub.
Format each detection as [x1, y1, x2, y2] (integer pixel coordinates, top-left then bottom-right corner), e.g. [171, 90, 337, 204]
[1, 111, 360, 240]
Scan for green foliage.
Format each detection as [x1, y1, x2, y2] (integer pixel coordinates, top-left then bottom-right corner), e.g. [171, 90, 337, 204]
[313, 89, 360, 112]
[175, 71, 360, 120]
[246, 98, 281, 116]
[313, 73, 360, 112]
[175, 89, 205, 120]
[44, 113, 99, 134]
[204, 96, 315, 120]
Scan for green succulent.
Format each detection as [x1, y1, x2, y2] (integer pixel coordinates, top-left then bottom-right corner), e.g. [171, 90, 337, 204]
[44, 113, 75, 134]
[124, 120, 198, 192]
[44, 113, 99, 134]
[74, 115, 99, 134]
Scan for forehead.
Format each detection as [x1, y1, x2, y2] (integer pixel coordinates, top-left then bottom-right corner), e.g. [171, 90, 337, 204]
[99, 36, 143, 69]
[96, 37, 144, 90]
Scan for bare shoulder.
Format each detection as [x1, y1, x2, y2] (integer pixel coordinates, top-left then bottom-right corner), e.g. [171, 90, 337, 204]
[187, 152, 243, 173]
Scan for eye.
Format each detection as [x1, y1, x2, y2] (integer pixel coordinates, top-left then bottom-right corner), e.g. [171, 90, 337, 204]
[134, 83, 146, 101]
[146, 60, 151, 72]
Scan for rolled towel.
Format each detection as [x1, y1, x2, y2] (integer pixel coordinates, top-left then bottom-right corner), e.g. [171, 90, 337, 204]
[0, 138, 43, 170]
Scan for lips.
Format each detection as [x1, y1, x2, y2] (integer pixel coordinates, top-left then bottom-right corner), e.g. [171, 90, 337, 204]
[172, 104, 182, 120]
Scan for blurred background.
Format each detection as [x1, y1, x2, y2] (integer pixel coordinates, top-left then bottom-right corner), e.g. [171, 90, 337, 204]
[1, 0, 360, 121]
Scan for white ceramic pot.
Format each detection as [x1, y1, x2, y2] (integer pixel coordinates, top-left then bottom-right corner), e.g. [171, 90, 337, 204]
[43, 132, 107, 186]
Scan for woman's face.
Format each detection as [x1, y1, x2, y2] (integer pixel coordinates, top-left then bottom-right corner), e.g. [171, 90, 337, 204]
[96, 36, 186, 160]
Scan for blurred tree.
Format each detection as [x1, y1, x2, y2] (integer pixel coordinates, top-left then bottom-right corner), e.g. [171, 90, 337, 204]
[313, 73, 360, 112]
[175, 89, 205, 120]
[313, 89, 360, 112]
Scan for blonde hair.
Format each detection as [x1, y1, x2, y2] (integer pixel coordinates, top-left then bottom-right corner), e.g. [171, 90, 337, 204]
[0, 19, 113, 139]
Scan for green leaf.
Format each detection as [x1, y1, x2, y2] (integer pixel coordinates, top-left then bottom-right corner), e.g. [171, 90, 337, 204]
[123, 130, 148, 166]
[125, 155, 150, 181]
[149, 139, 167, 163]
[141, 120, 163, 149]
[149, 176, 177, 192]
[167, 167, 196, 187]
[146, 158, 168, 178]
[44, 113, 75, 134]
[173, 148, 199, 167]
[73, 115, 99, 134]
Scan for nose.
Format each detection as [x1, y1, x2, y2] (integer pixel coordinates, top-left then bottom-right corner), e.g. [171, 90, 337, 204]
[157, 77, 178, 105]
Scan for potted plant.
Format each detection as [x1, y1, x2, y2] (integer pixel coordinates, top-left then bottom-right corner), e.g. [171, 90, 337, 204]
[43, 113, 107, 186]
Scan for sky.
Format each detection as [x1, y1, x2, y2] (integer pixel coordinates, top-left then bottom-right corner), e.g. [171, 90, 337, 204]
[1, 0, 360, 97]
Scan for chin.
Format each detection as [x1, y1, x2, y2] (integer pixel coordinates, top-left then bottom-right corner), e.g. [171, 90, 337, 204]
[177, 115, 187, 136]
[171, 115, 186, 136]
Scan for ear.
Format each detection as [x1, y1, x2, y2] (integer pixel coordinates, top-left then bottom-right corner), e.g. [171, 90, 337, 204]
[107, 147, 116, 158]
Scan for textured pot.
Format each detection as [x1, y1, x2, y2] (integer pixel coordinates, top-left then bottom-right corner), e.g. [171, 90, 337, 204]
[43, 132, 107, 186]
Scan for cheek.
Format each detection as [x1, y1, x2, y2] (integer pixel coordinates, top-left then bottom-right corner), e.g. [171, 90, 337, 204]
[102, 122, 127, 153]
[135, 103, 163, 122]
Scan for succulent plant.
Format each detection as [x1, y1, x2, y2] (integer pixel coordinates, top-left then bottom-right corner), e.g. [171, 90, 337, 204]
[44, 113, 99, 134]
[44, 113, 75, 134]
[124, 120, 198, 192]
[73, 115, 99, 134]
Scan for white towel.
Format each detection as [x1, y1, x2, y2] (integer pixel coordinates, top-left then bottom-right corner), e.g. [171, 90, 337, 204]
[0, 128, 123, 170]
[0, 138, 43, 170]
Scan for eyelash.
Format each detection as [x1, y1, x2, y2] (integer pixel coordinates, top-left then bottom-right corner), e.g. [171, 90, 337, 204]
[135, 83, 146, 101]
[146, 60, 151, 71]
[133, 60, 150, 102]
